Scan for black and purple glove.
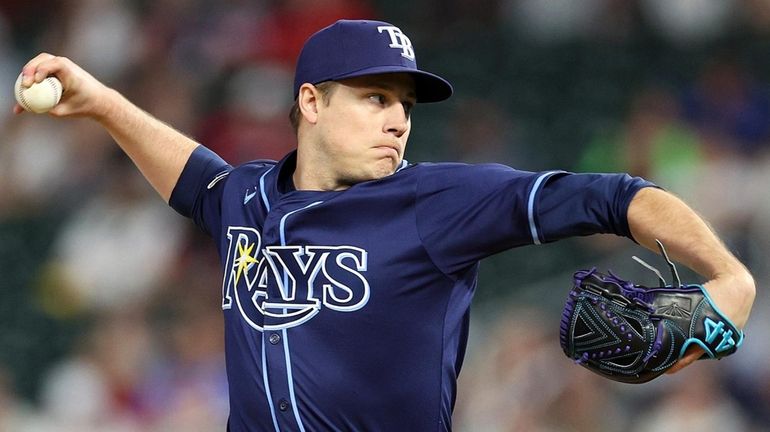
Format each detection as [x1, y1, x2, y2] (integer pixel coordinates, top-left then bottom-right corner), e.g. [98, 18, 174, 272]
[559, 258, 744, 384]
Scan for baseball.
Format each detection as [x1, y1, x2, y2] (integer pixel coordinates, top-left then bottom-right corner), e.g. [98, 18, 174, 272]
[14, 73, 63, 113]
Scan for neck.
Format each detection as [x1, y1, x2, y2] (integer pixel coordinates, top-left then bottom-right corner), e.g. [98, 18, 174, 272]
[293, 144, 350, 191]
[292, 170, 349, 192]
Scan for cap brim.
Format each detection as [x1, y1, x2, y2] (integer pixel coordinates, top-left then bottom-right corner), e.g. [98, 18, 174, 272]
[329, 66, 453, 103]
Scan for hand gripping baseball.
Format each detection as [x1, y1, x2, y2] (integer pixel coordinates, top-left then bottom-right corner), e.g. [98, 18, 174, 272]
[14, 53, 112, 118]
[559, 241, 744, 384]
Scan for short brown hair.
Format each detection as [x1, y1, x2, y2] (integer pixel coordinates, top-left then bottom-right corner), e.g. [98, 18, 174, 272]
[289, 81, 337, 133]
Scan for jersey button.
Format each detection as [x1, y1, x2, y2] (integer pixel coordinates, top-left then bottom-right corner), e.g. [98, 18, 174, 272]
[278, 399, 290, 411]
[269, 333, 281, 345]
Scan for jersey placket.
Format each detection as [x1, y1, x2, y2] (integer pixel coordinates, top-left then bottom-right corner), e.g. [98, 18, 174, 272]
[260, 199, 323, 432]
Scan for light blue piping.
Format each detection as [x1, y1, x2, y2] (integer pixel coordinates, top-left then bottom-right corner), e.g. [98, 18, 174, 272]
[257, 166, 279, 430]
[276, 201, 323, 431]
[262, 336, 280, 431]
[527, 171, 562, 245]
[259, 167, 275, 211]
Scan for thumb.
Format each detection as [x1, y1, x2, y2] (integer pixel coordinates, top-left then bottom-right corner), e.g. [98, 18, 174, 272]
[667, 345, 704, 374]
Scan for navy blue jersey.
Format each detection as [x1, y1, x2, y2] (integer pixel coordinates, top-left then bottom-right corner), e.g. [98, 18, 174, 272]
[170, 146, 654, 431]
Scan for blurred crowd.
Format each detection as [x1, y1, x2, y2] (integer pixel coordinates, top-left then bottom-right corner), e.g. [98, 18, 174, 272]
[0, 1, 769, 431]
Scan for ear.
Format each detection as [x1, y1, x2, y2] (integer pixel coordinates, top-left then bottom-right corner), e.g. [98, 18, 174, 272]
[298, 83, 321, 125]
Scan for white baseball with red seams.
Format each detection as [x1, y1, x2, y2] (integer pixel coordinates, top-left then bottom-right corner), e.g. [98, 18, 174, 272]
[14, 73, 63, 113]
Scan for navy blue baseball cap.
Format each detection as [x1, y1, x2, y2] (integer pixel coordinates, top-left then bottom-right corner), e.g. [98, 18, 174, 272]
[293, 19, 453, 103]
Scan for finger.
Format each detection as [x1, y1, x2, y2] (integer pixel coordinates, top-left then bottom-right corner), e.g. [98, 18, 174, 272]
[666, 346, 704, 374]
[12, 104, 24, 115]
[47, 103, 72, 118]
[20, 53, 59, 87]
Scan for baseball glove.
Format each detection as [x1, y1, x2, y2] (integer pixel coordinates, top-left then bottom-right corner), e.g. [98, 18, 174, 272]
[559, 242, 744, 384]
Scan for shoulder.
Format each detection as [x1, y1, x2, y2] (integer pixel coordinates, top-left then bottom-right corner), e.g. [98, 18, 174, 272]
[399, 161, 525, 178]
[236, 158, 280, 171]
[405, 161, 539, 188]
[225, 158, 279, 180]
[204, 158, 280, 195]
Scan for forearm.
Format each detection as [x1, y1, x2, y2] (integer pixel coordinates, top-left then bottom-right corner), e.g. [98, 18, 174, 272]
[94, 88, 199, 202]
[627, 187, 755, 327]
[16, 54, 200, 203]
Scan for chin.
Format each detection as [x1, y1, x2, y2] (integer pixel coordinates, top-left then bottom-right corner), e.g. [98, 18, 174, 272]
[344, 160, 399, 185]
[373, 162, 399, 179]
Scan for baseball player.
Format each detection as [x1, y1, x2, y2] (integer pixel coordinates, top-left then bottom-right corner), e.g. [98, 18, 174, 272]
[16, 19, 755, 431]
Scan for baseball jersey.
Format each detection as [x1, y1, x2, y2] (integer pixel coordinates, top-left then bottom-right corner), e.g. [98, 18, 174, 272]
[169, 145, 654, 431]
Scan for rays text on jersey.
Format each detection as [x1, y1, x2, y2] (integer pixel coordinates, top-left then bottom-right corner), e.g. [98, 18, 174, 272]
[221, 226, 370, 330]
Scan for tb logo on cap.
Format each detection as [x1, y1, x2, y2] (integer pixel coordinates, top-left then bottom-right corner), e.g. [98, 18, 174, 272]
[377, 26, 415, 61]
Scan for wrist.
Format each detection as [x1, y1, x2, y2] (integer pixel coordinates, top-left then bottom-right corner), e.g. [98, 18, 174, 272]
[91, 87, 125, 124]
[704, 269, 755, 329]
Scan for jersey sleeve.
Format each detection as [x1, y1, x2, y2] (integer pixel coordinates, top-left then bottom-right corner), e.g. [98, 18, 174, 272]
[534, 171, 657, 244]
[169, 145, 232, 236]
[414, 163, 656, 275]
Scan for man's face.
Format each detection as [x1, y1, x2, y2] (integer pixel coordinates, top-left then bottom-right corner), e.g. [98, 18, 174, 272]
[311, 73, 416, 188]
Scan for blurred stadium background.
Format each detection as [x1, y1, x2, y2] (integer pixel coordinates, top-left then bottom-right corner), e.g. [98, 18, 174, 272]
[1, 1, 769, 431]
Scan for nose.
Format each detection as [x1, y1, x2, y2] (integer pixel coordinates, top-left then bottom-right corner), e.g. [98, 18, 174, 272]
[384, 105, 409, 137]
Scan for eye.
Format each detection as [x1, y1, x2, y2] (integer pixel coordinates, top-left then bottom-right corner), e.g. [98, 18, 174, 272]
[368, 94, 386, 105]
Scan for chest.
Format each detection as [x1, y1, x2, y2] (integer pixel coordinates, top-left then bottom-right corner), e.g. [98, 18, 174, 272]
[216, 191, 438, 332]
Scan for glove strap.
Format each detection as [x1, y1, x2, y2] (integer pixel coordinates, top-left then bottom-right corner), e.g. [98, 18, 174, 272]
[679, 284, 745, 359]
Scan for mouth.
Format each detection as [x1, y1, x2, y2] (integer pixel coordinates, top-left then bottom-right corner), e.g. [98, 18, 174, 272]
[374, 145, 400, 158]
